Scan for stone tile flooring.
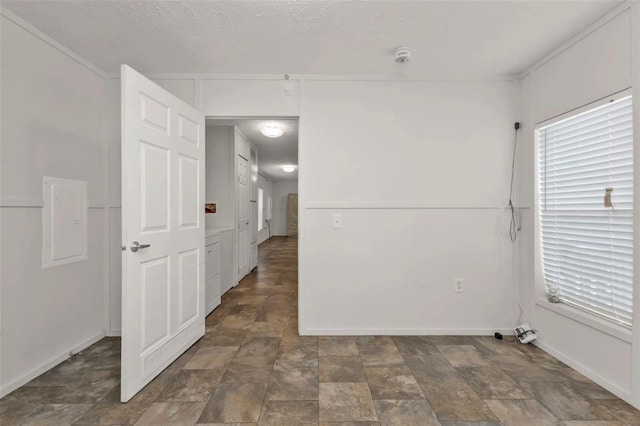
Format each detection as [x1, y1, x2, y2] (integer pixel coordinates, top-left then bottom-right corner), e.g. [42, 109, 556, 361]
[1, 236, 640, 425]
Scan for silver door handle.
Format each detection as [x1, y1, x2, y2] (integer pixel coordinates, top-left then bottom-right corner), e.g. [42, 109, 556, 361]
[130, 241, 150, 253]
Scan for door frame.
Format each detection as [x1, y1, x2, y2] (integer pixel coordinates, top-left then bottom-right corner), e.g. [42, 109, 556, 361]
[205, 116, 299, 290]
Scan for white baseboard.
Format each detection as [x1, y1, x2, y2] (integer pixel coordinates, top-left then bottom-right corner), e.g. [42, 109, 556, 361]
[534, 339, 633, 404]
[106, 329, 122, 337]
[300, 327, 514, 336]
[0, 331, 106, 398]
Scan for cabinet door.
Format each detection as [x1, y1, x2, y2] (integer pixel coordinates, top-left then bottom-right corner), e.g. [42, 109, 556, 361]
[205, 242, 220, 282]
[235, 129, 250, 160]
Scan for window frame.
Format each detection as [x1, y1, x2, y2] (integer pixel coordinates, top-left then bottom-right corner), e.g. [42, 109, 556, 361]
[533, 88, 634, 334]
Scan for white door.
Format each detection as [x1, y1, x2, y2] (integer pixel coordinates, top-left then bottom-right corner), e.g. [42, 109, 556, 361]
[121, 65, 205, 402]
[250, 201, 258, 270]
[237, 156, 249, 278]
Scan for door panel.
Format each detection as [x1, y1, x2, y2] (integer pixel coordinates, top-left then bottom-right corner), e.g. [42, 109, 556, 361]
[140, 93, 169, 132]
[178, 155, 199, 228]
[140, 257, 170, 352]
[140, 143, 169, 232]
[178, 249, 199, 328]
[178, 114, 200, 145]
[121, 65, 205, 402]
[206, 243, 221, 281]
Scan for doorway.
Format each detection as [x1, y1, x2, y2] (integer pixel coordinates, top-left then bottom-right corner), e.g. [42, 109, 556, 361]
[204, 116, 299, 308]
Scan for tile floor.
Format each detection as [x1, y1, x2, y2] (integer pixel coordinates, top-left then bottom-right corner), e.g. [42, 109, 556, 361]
[1, 237, 640, 425]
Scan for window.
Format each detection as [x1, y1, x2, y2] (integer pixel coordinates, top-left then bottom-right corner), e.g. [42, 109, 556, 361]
[537, 94, 633, 327]
[258, 188, 264, 232]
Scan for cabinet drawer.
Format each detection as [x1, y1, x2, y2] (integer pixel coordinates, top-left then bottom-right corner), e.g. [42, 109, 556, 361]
[205, 242, 221, 282]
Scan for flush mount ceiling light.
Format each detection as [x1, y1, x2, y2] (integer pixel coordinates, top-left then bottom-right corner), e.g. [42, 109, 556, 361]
[261, 125, 284, 138]
[282, 165, 296, 173]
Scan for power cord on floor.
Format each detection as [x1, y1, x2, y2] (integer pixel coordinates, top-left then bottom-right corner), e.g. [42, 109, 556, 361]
[508, 122, 521, 243]
[494, 332, 517, 343]
[494, 122, 525, 340]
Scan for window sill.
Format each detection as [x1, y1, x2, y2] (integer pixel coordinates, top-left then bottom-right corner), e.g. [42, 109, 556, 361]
[535, 298, 632, 344]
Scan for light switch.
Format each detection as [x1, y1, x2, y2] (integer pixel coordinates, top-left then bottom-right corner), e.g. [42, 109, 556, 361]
[332, 214, 342, 229]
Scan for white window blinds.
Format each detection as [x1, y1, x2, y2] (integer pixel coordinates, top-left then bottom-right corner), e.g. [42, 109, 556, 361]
[538, 95, 634, 327]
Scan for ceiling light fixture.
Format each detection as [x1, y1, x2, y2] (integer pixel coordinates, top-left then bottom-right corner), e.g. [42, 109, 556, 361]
[261, 125, 284, 138]
[282, 165, 296, 173]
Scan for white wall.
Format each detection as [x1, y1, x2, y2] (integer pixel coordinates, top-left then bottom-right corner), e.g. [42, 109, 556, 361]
[0, 13, 107, 396]
[205, 126, 235, 229]
[257, 173, 273, 244]
[201, 79, 299, 117]
[518, 4, 639, 407]
[299, 80, 519, 334]
[197, 78, 519, 335]
[271, 180, 298, 237]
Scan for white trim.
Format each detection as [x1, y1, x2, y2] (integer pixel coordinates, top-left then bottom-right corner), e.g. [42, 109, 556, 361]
[305, 201, 531, 210]
[0, 331, 106, 398]
[520, 72, 537, 326]
[630, 0, 640, 409]
[0, 197, 44, 208]
[536, 298, 632, 344]
[534, 88, 632, 128]
[288, 74, 517, 82]
[88, 201, 106, 209]
[297, 81, 307, 335]
[0, 199, 106, 208]
[534, 338, 631, 403]
[519, 1, 633, 79]
[206, 115, 300, 122]
[106, 72, 517, 82]
[194, 77, 202, 111]
[301, 327, 515, 336]
[42, 177, 89, 269]
[0, 7, 105, 78]
[102, 76, 113, 337]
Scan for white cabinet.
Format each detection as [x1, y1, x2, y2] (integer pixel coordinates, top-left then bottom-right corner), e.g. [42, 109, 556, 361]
[220, 230, 235, 294]
[206, 240, 220, 282]
[235, 129, 250, 160]
[205, 233, 222, 315]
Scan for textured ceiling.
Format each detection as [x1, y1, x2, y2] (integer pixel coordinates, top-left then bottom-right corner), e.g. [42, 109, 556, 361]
[2, 0, 621, 77]
[207, 118, 298, 181]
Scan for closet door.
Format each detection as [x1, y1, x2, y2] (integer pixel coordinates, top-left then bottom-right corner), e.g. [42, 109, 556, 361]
[237, 154, 249, 278]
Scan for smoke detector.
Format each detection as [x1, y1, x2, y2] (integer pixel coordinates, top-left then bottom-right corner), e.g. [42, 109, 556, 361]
[394, 47, 411, 63]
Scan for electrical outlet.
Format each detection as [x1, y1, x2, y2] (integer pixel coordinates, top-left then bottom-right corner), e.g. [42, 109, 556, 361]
[332, 214, 342, 229]
[454, 278, 464, 293]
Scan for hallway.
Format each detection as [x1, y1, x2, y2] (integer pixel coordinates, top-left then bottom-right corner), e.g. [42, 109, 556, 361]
[2, 237, 640, 424]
